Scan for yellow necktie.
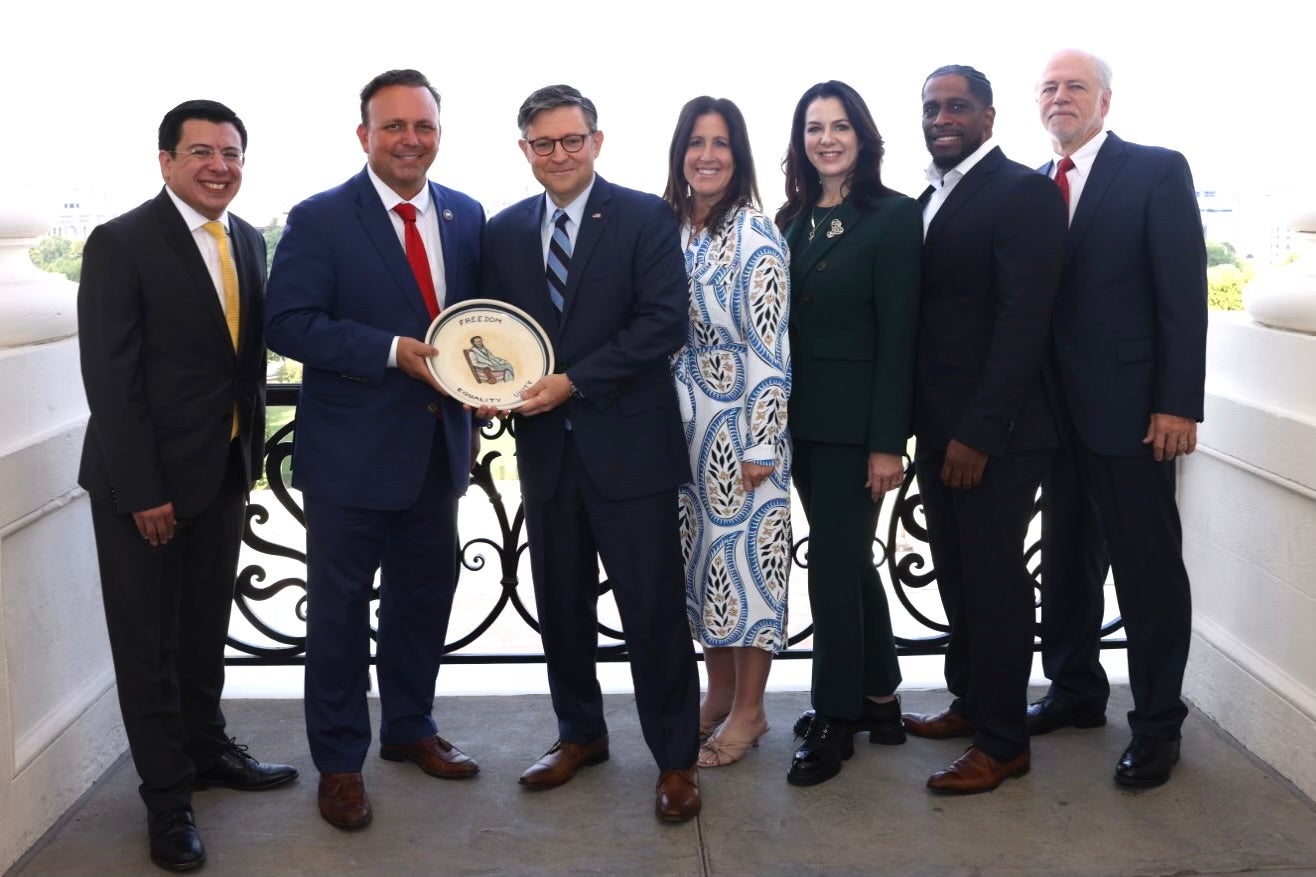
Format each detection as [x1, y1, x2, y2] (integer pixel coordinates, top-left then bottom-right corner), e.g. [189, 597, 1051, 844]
[203, 221, 241, 439]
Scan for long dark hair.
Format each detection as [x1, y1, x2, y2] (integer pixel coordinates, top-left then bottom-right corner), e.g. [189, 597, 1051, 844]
[776, 80, 896, 232]
[662, 96, 760, 237]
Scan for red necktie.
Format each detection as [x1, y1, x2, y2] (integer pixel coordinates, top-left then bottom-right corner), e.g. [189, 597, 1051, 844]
[1055, 156, 1075, 208]
[392, 203, 440, 319]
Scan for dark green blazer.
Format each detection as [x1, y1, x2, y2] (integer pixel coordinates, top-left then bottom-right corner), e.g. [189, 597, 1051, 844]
[784, 193, 922, 454]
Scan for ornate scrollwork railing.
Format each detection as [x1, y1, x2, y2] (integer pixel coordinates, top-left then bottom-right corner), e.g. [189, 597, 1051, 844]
[227, 385, 1126, 664]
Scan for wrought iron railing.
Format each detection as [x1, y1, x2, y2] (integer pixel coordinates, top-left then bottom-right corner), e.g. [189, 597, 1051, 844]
[226, 385, 1126, 665]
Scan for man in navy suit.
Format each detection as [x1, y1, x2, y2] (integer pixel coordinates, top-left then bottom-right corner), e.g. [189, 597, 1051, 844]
[266, 69, 483, 829]
[901, 66, 1068, 794]
[1028, 49, 1207, 788]
[478, 84, 701, 823]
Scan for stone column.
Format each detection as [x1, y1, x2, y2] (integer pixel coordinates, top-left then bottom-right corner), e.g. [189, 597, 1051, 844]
[0, 192, 125, 872]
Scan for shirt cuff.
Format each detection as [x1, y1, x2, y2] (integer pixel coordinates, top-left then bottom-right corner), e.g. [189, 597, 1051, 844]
[387, 336, 399, 368]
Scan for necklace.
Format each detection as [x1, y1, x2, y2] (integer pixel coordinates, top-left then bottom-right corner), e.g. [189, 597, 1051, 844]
[808, 202, 841, 243]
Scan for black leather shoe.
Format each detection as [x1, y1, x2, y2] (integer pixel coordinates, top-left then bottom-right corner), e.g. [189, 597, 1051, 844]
[1026, 695, 1106, 736]
[786, 715, 854, 787]
[1115, 735, 1180, 787]
[194, 738, 298, 791]
[792, 697, 905, 745]
[147, 807, 205, 872]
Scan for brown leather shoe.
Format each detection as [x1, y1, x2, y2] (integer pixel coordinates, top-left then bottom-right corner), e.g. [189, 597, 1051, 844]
[380, 735, 478, 779]
[318, 772, 371, 829]
[902, 706, 975, 739]
[518, 737, 610, 790]
[655, 767, 701, 823]
[927, 745, 1030, 794]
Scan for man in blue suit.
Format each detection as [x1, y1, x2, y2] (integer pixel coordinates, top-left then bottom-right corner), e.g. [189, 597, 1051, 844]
[1028, 49, 1207, 788]
[266, 69, 483, 829]
[478, 84, 701, 823]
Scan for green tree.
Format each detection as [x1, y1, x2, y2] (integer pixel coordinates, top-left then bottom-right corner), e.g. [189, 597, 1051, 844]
[28, 235, 84, 282]
[1208, 263, 1251, 311]
[1206, 240, 1243, 269]
[261, 219, 284, 272]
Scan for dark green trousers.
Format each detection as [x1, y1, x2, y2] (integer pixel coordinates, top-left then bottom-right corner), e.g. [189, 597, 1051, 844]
[793, 440, 902, 719]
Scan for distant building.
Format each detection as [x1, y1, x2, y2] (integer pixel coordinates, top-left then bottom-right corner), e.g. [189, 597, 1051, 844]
[1198, 189, 1294, 267]
[51, 190, 111, 240]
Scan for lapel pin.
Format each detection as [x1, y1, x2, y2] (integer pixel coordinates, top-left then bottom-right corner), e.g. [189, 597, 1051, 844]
[826, 218, 845, 239]
[442, 209, 454, 221]
[591, 212, 602, 219]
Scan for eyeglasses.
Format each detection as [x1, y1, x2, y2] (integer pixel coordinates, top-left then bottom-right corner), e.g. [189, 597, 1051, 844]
[525, 133, 591, 157]
[170, 146, 245, 165]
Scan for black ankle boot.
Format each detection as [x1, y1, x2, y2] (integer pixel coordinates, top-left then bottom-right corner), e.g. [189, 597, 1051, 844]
[860, 696, 906, 745]
[787, 715, 855, 786]
[792, 695, 905, 745]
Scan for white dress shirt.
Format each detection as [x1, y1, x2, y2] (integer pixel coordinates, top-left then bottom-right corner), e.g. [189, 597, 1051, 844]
[921, 137, 997, 238]
[365, 166, 448, 368]
[539, 175, 597, 265]
[163, 186, 232, 314]
[1051, 129, 1109, 223]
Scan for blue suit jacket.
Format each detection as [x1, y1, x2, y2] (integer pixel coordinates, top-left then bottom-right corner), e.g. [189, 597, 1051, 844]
[266, 169, 483, 510]
[480, 175, 690, 502]
[1041, 133, 1208, 456]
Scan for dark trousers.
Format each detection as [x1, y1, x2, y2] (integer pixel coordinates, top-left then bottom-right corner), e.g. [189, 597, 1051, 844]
[792, 440, 901, 721]
[1041, 435, 1192, 739]
[302, 431, 459, 773]
[93, 439, 245, 813]
[916, 447, 1051, 762]
[524, 432, 699, 771]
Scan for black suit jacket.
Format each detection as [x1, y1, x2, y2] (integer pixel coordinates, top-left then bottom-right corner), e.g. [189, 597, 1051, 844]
[78, 188, 267, 518]
[916, 147, 1068, 456]
[1042, 133, 1207, 456]
[480, 175, 690, 502]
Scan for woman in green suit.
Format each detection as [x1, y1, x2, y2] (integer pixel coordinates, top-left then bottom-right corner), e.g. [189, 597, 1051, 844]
[776, 80, 922, 786]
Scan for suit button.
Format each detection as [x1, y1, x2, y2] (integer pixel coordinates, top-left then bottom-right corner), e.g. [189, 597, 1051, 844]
[427, 403, 439, 413]
[816, 260, 827, 271]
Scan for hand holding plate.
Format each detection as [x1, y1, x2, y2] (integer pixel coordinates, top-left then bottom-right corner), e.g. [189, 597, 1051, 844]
[516, 374, 572, 417]
[397, 336, 446, 395]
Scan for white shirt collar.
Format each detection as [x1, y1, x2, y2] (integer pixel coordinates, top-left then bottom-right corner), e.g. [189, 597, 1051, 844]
[924, 137, 996, 188]
[1053, 129, 1108, 178]
[164, 185, 228, 232]
[543, 174, 597, 230]
[366, 164, 432, 214]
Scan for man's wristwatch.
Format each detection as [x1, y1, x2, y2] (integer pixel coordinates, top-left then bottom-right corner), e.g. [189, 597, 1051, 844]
[567, 376, 583, 399]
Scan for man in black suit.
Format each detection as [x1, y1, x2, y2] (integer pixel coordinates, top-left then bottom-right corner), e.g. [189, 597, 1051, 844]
[78, 100, 296, 871]
[900, 67, 1068, 793]
[477, 84, 701, 823]
[1028, 49, 1207, 788]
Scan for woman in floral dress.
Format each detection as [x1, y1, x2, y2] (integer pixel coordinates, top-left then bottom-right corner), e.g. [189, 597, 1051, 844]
[663, 96, 791, 768]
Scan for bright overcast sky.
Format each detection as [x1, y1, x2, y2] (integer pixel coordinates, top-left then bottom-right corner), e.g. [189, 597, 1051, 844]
[3, 0, 1307, 226]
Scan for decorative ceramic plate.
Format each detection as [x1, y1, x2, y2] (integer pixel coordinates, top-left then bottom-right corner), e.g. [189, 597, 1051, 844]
[424, 299, 554, 409]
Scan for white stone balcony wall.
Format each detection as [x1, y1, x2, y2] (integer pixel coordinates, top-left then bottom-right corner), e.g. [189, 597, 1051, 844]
[1182, 234, 1316, 800]
[0, 198, 125, 873]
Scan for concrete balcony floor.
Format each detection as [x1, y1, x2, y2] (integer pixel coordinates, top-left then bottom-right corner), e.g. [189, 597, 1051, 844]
[9, 685, 1316, 877]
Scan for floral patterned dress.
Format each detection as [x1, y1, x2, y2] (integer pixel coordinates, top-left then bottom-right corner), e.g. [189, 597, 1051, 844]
[672, 205, 792, 652]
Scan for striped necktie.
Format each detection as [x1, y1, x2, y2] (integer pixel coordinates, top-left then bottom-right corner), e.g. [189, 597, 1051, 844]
[202, 220, 241, 439]
[546, 208, 571, 311]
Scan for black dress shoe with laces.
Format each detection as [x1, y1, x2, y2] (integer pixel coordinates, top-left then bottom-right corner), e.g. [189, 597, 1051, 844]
[792, 696, 905, 745]
[194, 738, 298, 791]
[1114, 735, 1180, 788]
[787, 715, 855, 786]
[147, 806, 205, 872]
[1026, 695, 1106, 735]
